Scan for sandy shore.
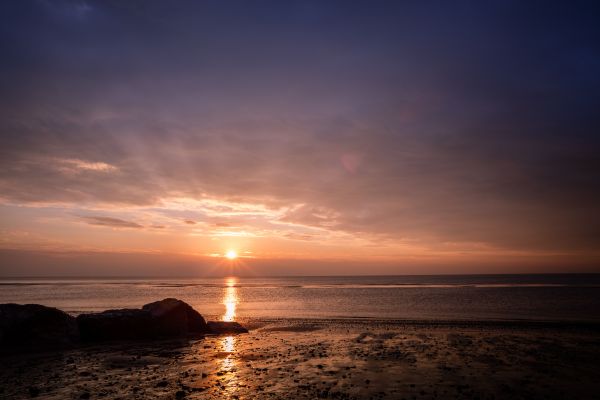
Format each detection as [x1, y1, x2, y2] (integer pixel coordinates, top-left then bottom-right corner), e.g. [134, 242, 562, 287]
[1, 319, 599, 399]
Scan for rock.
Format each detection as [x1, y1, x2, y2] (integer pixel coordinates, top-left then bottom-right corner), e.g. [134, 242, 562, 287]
[1, 299, 212, 345]
[77, 298, 209, 342]
[142, 298, 208, 335]
[77, 309, 155, 342]
[28, 386, 40, 398]
[207, 321, 249, 334]
[0, 303, 78, 348]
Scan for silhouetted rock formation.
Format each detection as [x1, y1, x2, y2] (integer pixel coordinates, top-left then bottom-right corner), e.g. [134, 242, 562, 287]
[0, 303, 78, 347]
[77, 308, 156, 342]
[0, 299, 248, 350]
[77, 298, 209, 342]
[142, 298, 209, 334]
[207, 321, 249, 334]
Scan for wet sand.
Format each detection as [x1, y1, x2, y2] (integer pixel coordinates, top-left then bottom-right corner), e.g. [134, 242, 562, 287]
[1, 319, 599, 399]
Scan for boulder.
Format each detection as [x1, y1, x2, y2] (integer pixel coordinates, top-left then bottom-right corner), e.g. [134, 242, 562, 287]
[142, 298, 209, 335]
[77, 308, 155, 342]
[0, 299, 240, 346]
[77, 298, 209, 342]
[0, 303, 78, 348]
[207, 321, 249, 334]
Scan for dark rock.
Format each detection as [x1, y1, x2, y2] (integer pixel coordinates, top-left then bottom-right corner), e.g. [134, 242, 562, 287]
[77, 309, 155, 342]
[142, 298, 208, 335]
[28, 386, 40, 397]
[77, 298, 209, 342]
[207, 321, 248, 334]
[2, 299, 212, 345]
[175, 390, 186, 398]
[0, 303, 78, 348]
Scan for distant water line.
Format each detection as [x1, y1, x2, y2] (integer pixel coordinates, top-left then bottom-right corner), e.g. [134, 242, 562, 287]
[0, 274, 599, 322]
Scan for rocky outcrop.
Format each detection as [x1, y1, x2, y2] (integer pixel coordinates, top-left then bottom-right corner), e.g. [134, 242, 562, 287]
[0, 303, 78, 348]
[1, 299, 247, 349]
[76, 308, 155, 342]
[77, 298, 209, 342]
[207, 321, 249, 334]
[142, 298, 209, 334]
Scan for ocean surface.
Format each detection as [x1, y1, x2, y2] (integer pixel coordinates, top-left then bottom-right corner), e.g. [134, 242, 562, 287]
[1, 274, 599, 322]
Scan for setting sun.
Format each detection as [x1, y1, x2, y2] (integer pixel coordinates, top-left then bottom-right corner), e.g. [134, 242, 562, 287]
[225, 250, 238, 260]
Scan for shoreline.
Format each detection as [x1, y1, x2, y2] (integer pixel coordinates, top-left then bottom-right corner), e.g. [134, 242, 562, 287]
[3, 315, 599, 356]
[2, 317, 599, 399]
[241, 316, 600, 328]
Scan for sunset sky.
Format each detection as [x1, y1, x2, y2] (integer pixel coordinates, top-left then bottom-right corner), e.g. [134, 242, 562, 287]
[1, 1, 599, 276]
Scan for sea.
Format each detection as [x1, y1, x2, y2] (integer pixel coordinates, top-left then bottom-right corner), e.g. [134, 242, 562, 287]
[1, 274, 599, 322]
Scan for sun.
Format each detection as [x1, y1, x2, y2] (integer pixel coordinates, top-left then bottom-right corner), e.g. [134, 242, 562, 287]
[225, 250, 238, 260]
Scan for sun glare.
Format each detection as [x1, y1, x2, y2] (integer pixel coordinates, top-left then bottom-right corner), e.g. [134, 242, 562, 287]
[225, 250, 238, 260]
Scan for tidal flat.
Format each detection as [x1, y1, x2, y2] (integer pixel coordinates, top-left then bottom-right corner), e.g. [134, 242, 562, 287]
[1, 319, 599, 399]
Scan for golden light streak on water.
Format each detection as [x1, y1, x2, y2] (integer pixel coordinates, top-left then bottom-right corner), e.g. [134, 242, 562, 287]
[222, 277, 238, 322]
[219, 278, 239, 397]
[222, 335, 235, 353]
[217, 335, 238, 397]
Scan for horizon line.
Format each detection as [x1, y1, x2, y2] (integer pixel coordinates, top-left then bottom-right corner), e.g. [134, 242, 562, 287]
[1, 272, 599, 280]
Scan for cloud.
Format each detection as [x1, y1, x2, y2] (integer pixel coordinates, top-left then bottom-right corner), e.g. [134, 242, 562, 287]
[0, 0, 599, 263]
[280, 205, 340, 228]
[80, 216, 143, 229]
[57, 158, 117, 173]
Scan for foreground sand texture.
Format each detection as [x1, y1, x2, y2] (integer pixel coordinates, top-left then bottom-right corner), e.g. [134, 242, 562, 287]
[1, 320, 599, 399]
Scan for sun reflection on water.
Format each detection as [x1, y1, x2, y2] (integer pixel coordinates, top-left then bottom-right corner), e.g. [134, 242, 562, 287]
[218, 277, 239, 397]
[218, 335, 238, 396]
[223, 277, 238, 322]
[222, 335, 235, 353]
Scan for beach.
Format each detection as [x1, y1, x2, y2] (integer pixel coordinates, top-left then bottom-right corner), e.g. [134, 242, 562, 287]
[2, 318, 599, 399]
[2, 276, 600, 399]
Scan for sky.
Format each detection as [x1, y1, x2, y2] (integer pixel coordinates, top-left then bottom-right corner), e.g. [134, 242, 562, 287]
[1, 0, 599, 276]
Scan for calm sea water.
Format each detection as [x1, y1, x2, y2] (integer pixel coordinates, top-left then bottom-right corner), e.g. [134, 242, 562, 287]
[1, 274, 599, 322]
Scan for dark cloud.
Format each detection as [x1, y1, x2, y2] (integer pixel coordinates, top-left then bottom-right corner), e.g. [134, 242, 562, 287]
[1, 0, 599, 256]
[80, 216, 143, 229]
